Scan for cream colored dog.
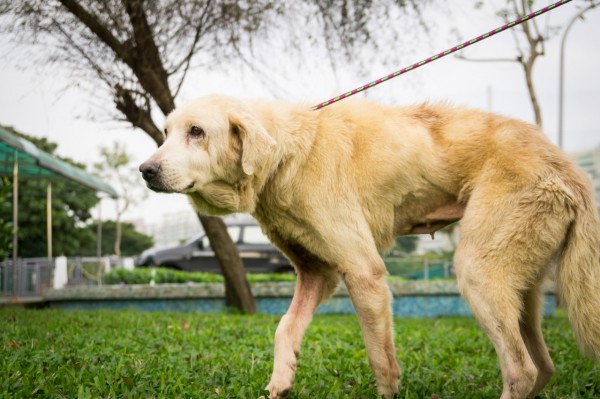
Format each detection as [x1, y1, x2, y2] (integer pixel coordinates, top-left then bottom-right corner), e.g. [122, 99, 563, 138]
[140, 95, 600, 399]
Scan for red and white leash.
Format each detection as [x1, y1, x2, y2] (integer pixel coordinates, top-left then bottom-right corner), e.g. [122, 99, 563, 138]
[312, 0, 572, 111]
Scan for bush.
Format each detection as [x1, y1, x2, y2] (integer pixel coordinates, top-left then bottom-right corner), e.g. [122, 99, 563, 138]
[246, 273, 296, 283]
[102, 267, 297, 285]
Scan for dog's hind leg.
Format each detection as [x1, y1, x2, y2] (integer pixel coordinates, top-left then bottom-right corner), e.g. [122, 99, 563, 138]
[455, 178, 571, 399]
[455, 246, 538, 399]
[519, 284, 555, 397]
[342, 257, 400, 399]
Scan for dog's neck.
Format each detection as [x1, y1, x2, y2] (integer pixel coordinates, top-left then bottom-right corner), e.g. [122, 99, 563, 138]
[249, 104, 318, 210]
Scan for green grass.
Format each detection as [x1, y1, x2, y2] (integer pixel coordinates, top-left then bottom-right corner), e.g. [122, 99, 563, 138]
[1, 309, 598, 398]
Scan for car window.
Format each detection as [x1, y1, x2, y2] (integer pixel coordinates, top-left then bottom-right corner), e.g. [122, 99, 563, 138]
[228, 226, 241, 242]
[201, 226, 241, 249]
[201, 236, 210, 249]
[242, 225, 271, 244]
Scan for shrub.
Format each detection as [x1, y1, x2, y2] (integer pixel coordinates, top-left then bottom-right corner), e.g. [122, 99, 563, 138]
[102, 267, 297, 285]
[246, 273, 296, 283]
[102, 268, 151, 285]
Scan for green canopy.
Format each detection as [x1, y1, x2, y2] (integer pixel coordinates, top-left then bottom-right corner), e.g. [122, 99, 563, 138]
[0, 126, 118, 198]
[1, 126, 119, 296]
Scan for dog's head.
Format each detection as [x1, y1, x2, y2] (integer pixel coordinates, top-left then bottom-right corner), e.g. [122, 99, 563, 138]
[139, 95, 276, 214]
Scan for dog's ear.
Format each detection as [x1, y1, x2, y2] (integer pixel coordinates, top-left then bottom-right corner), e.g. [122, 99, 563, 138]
[230, 111, 276, 175]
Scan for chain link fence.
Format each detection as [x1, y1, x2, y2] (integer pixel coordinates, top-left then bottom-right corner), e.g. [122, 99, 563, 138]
[384, 256, 454, 280]
[1, 258, 54, 297]
[1, 257, 134, 297]
[1, 255, 450, 298]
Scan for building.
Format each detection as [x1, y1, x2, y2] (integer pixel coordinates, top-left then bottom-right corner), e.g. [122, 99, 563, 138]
[570, 146, 600, 212]
[129, 208, 202, 250]
[133, 210, 255, 250]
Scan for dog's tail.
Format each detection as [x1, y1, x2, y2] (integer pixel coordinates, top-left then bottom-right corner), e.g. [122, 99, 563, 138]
[556, 187, 600, 360]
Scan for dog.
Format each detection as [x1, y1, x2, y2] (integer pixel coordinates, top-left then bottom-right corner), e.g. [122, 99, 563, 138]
[140, 95, 600, 399]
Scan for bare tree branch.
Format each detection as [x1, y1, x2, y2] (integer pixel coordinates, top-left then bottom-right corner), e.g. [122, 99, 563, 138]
[51, 18, 113, 84]
[170, 2, 214, 97]
[459, 0, 550, 126]
[455, 54, 518, 63]
[122, 0, 175, 114]
[57, 0, 128, 61]
[114, 85, 164, 145]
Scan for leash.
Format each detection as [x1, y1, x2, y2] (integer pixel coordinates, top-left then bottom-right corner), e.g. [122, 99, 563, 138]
[312, 0, 572, 111]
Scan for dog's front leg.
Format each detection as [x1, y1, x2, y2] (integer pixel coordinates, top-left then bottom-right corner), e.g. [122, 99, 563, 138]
[343, 259, 400, 399]
[266, 270, 331, 399]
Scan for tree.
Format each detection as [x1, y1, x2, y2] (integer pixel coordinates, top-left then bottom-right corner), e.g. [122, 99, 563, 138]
[496, 0, 548, 127]
[456, 0, 558, 127]
[393, 236, 418, 255]
[0, 126, 100, 257]
[80, 220, 154, 257]
[0, 0, 430, 312]
[0, 177, 12, 259]
[93, 142, 147, 257]
[457, 0, 596, 128]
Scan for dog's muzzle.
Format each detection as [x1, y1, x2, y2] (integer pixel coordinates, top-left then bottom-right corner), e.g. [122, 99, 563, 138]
[139, 161, 160, 181]
[139, 161, 167, 192]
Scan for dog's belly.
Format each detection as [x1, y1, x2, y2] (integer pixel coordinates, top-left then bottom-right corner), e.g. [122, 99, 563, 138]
[408, 202, 464, 234]
[393, 198, 464, 237]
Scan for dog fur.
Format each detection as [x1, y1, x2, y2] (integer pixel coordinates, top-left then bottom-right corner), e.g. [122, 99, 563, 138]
[140, 95, 600, 399]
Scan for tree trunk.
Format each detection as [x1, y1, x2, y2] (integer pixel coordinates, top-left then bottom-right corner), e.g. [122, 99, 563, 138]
[197, 214, 256, 313]
[516, 0, 543, 128]
[114, 216, 122, 257]
[59, 0, 256, 313]
[523, 58, 543, 127]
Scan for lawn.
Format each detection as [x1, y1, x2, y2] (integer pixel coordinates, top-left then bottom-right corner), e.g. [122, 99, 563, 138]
[1, 309, 598, 398]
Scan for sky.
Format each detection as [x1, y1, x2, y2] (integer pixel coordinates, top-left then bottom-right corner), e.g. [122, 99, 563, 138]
[0, 0, 599, 225]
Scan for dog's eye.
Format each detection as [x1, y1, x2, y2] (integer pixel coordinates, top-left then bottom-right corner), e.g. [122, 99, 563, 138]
[189, 126, 205, 139]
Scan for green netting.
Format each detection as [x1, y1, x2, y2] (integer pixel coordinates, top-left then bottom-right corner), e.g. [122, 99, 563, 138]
[0, 126, 118, 198]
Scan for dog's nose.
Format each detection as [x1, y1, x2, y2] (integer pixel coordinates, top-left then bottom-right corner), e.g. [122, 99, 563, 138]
[139, 161, 161, 181]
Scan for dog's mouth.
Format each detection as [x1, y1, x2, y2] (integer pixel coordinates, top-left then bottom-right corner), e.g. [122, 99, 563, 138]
[145, 180, 195, 194]
[181, 181, 196, 193]
[145, 181, 173, 193]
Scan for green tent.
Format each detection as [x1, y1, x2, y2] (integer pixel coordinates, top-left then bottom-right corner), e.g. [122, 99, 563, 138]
[0, 126, 118, 293]
[0, 126, 118, 195]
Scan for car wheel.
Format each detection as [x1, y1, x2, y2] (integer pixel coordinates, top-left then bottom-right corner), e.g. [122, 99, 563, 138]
[161, 263, 183, 271]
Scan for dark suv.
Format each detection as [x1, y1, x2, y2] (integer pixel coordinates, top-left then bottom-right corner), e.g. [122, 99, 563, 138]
[136, 221, 293, 273]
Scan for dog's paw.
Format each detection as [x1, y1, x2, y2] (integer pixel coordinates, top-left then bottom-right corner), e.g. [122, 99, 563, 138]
[265, 378, 292, 399]
[376, 378, 400, 399]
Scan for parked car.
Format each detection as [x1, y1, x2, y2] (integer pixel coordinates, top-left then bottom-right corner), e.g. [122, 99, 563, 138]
[136, 221, 293, 273]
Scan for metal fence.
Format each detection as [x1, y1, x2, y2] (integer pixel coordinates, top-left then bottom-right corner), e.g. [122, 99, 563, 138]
[66, 257, 111, 287]
[0, 257, 54, 297]
[0, 256, 123, 298]
[383, 257, 454, 280]
[1, 255, 452, 298]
